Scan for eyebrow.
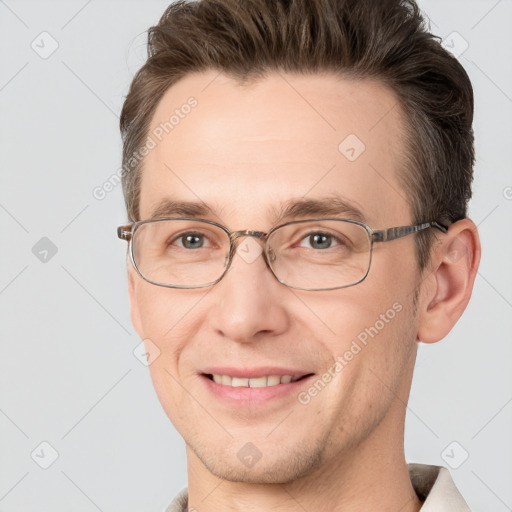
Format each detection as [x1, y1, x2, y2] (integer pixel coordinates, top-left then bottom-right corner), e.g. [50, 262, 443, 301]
[149, 195, 367, 225]
[272, 196, 367, 224]
[150, 199, 214, 219]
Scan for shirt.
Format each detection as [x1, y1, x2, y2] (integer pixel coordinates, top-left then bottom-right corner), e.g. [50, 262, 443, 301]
[164, 463, 471, 512]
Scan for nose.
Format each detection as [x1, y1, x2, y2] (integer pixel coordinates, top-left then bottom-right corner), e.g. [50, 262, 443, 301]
[209, 235, 290, 343]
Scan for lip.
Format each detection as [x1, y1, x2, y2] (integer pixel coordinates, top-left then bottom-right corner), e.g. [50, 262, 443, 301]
[201, 366, 311, 379]
[200, 369, 315, 406]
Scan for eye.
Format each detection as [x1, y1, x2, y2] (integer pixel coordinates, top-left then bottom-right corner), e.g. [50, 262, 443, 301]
[298, 232, 343, 250]
[171, 231, 211, 249]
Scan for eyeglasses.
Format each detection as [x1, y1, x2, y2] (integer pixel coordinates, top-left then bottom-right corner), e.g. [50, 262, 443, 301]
[117, 217, 448, 291]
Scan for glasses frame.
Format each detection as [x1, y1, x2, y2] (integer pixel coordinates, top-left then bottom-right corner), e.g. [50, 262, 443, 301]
[117, 217, 448, 291]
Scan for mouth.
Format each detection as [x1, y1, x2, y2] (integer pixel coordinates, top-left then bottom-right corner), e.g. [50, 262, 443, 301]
[202, 373, 314, 388]
[199, 369, 316, 406]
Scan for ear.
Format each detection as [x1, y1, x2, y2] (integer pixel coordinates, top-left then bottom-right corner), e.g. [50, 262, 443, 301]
[417, 218, 481, 343]
[127, 266, 144, 339]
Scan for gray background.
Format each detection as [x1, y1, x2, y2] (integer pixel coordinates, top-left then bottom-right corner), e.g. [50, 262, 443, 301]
[0, 0, 511, 510]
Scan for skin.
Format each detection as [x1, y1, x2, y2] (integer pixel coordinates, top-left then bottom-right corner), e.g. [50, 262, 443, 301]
[127, 70, 481, 511]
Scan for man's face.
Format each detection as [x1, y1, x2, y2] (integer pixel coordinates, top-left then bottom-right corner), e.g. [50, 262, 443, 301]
[129, 70, 425, 483]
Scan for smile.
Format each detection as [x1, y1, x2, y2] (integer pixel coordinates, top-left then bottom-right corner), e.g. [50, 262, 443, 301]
[206, 374, 309, 387]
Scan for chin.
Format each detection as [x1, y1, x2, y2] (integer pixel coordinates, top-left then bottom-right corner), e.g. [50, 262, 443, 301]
[191, 438, 326, 484]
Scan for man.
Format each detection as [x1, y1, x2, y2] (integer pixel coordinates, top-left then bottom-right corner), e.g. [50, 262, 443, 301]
[117, 0, 480, 509]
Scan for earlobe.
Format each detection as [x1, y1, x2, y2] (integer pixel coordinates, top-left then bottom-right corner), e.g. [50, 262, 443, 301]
[128, 268, 144, 339]
[417, 219, 481, 344]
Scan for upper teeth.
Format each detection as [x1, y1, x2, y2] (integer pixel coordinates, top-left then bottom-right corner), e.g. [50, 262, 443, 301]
[211, 374, 302, 387]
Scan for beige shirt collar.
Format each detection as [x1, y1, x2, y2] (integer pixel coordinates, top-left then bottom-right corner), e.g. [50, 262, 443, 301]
[165, 464, 471, 511]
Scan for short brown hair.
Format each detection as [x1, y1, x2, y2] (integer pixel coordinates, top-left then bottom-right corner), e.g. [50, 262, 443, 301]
[120, 0, 474, 270]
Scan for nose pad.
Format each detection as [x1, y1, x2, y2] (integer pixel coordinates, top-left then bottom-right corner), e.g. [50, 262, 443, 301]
[267, 245, 276, 263]
[224, 243, 236, 267]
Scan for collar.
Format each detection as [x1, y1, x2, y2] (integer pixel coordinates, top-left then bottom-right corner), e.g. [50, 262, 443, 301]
[409, 464, 471, 511]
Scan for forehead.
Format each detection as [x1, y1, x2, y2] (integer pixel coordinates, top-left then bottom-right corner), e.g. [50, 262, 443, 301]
[140, 70, 410, 228]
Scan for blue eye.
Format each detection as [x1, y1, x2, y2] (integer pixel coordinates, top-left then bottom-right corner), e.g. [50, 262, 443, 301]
[307, 233, 332, 249]
[299, 232, 343, 250]
[177, 233, 206, 249]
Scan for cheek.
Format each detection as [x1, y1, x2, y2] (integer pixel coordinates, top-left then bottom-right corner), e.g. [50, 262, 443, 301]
[311, 280, 408, 352]
[312, 247, 418, 391]
[133, 284, 207, 387]
[319, 291, 416, 427]
[134, 282, 202, 338]
[133, 285, 206, 418]
[137, 288, 169, 335]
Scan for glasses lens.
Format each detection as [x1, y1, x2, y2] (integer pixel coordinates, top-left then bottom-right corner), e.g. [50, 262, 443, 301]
[132, 219, 230, 287]
[267, 220, 371, 290]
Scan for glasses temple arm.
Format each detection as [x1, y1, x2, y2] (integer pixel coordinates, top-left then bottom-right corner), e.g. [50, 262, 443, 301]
[372, 221, 448, 242]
